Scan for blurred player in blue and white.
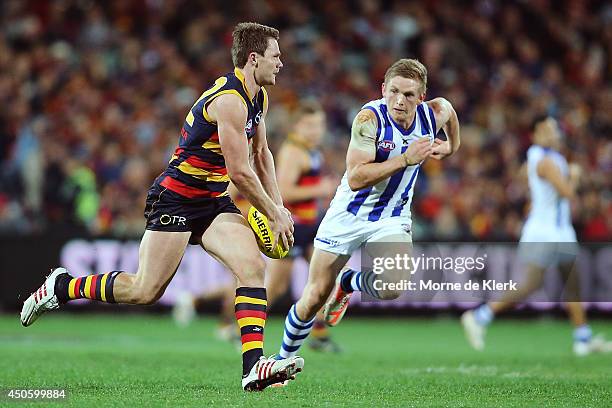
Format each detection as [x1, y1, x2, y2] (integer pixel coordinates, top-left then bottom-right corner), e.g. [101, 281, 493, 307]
[276, 59, 460, 361]
[462, 116, 612, 356]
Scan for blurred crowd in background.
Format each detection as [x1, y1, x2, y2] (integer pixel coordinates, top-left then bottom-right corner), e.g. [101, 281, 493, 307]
[0, 0, 610, 241]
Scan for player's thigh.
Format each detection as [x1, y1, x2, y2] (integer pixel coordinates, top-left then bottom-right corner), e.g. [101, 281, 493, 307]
[522, 263, 546, 291]
[200, 212, 266, 285]
[304, 248, 350, 299]
[134, 230, 191, 293]
[366, 229, 413, 281]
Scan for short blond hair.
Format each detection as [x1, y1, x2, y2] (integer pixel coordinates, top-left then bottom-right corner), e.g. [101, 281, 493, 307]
[384, 59, 428, 93]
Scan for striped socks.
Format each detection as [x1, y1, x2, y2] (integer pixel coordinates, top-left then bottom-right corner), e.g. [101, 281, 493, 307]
[278, 304, 315, 358]
[574, 324, 592, 343]
[55, 271, 122, 303]
[235, 287, 267, 376]
[473, 304, 494, 326]
[339, 269, 380, 299]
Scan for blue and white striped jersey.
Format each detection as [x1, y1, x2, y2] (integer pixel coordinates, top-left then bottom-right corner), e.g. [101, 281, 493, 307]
[329, 98, 436, 224]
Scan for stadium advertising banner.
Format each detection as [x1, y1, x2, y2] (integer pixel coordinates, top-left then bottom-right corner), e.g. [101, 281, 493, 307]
[3, 236, 610, 312]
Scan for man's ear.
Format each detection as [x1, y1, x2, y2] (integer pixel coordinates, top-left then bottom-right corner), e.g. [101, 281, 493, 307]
[248, 52, 257, 66]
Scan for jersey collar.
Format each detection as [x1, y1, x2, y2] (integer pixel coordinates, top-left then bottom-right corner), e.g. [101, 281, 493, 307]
[234, 67, 254, 103]
[381, 103, 417, 136]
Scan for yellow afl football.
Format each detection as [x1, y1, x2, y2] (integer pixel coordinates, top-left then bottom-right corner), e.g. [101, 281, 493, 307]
[247, 206, 289, 259]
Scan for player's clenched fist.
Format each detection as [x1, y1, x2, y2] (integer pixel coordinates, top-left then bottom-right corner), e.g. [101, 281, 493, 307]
[402, 138, 433, 166]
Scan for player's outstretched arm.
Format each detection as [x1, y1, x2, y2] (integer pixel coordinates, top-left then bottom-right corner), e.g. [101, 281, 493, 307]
[427, 97, 460, 160]
[346, 109, 432, 191]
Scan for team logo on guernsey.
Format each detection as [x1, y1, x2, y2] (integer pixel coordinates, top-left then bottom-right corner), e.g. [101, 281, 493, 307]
[245, 119, 253, 134]
[378, 140, 396, 151]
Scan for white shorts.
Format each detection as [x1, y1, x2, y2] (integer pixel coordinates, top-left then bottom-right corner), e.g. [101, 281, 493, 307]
[313, 208, 412, 255]
[520, 219, 577, 243]
[519, 220, 578, 268]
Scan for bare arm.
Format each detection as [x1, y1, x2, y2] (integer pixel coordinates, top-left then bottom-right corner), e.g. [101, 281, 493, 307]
[427, 97, 460, 159]
[346, 109, 432, 191]
[251, 114, 284, 206]
[208, 93, 279, 220]
[537, 158, 578, 199]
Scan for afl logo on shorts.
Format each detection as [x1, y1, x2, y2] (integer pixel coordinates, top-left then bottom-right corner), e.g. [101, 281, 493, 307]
[378, 140, 395, 151]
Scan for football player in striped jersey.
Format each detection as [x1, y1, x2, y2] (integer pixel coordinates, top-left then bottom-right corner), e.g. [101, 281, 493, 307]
[276, 59, 460, 361]
[20, 22, 302, 391]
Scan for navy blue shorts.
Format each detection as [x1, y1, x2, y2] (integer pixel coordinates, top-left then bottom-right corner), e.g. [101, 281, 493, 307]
[289, 221, 320, 258]
[144, 180, 241, 245]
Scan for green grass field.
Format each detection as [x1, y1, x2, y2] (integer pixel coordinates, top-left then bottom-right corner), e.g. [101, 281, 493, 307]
[1, 313, 610, 407]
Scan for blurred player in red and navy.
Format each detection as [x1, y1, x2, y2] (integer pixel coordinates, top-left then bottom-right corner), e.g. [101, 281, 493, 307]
[268, 101, 340, 352]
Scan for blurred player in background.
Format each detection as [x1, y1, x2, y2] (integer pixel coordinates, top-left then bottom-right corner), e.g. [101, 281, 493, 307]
[462, 116, 611, 356]
[173, 101, 342, 352]
[20, 22, 303, 391]
[269, 101, 340, 352]
[276, 59, 460, 361]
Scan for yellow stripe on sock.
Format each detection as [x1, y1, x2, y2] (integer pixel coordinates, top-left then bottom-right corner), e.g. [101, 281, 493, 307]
[235, 296, 267, 306]
[237, 317, 266, 328]
[100, 273, 109, 302]
[242, 341, 263, 353]
[84, 276, 93, 299]
[68, 279, 77, 299]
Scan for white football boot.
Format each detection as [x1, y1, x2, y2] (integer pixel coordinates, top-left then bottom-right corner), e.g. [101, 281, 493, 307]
[172, 292, 196, 328]
[574, 334, 612, 356]
[20, 267, 67, 327]
[461, 310, 486, 351]
[242, 355, 304, 391]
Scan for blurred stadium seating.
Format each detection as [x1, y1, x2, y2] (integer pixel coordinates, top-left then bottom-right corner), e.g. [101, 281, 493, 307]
[0, 0, 609, 241]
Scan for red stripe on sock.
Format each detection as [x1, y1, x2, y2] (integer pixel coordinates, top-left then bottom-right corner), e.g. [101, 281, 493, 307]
[235, 310, 267, 320]
[89, 275, 98, 299]
[73, 278, 82, 298]
[241, 333, 264, 343]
